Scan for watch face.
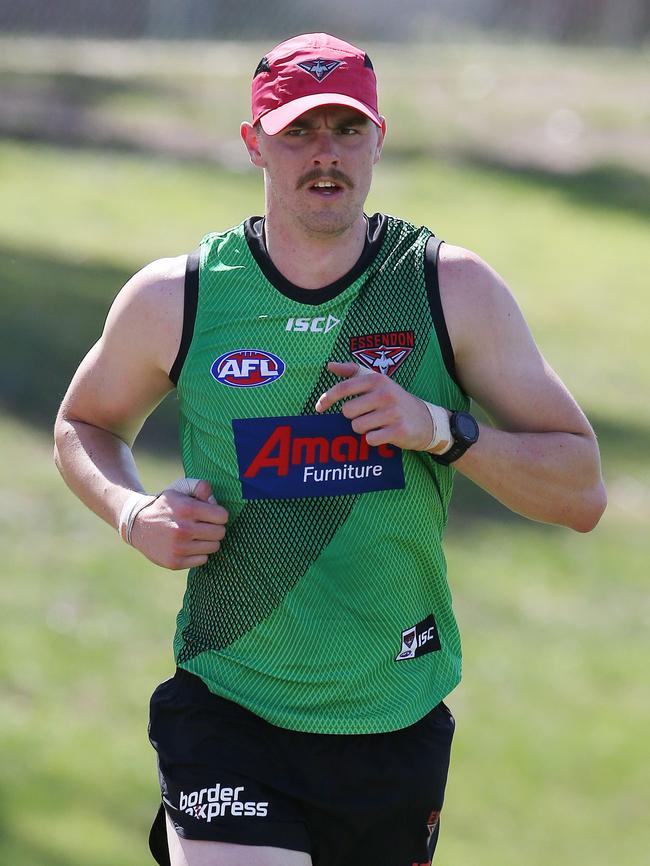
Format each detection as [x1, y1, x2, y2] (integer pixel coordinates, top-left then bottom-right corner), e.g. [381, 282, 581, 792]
[454, 412, 479, 443]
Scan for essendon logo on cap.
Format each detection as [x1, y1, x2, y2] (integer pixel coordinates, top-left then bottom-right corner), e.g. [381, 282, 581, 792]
[251, 34, 381, 136]
[350, 330, 415, 377]
[211, 350, 285, 388]
[232, 414, 404, 500]
[296, 58, 342, 82]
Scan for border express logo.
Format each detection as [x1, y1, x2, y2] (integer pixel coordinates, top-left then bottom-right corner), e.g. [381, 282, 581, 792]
[211, 349, 285, 388]
[172, 783, 268, 823]
[232, 413, 405, 500]
[350, 330, 414, 377]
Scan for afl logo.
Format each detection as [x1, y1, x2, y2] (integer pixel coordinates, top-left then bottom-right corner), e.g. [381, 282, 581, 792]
[211, 349, 285, 388]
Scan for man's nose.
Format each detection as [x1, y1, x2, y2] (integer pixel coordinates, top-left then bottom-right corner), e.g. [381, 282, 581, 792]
[311, 131, 340, 165]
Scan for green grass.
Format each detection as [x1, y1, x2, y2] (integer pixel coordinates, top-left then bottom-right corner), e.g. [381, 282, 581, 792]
[2, 36, 649, 173]
[443, 518, 648, 865]
[1, 46, 649, 864]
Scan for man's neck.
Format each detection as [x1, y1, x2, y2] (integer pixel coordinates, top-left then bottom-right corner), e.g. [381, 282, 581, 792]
[263, 211, 367, 290]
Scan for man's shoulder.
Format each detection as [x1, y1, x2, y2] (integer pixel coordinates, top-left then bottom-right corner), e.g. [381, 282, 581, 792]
[116, 254, 188, 316]
[438, 243, 504, 303]
[106, 254, 189, 352]
[437, 242, 526, 364]
[134, 254, 188, 290]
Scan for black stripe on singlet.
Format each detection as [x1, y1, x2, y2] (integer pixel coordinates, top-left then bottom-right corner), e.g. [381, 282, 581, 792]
[424, 235, 465, 393]
[169, 248, 200, 386]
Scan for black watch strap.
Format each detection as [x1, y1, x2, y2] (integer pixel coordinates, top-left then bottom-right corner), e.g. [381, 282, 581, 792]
[430, 440, 469, 466]
[429, 411, 479, 466]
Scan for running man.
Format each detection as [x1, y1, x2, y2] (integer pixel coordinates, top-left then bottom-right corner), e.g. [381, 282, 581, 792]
[54, 32, 606, 866]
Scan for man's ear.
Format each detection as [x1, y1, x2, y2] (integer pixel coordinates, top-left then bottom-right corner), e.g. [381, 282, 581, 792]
[240, 121, 266, 168]
[373, 117, 387, 164]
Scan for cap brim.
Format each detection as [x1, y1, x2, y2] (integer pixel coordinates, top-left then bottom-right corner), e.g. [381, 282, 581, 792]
[259, 93, 381, 135]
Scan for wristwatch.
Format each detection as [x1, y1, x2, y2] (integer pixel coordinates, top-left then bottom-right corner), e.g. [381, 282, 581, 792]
[430, 411, 479, 465]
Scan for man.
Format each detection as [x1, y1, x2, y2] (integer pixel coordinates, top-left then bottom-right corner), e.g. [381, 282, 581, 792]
[54, 32, 606, 866]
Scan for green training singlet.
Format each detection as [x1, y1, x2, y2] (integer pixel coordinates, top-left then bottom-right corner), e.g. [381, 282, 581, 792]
[171, 213, 469, 734]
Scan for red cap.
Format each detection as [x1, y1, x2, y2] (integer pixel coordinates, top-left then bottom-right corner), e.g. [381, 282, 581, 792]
[252, 33, 381, 135]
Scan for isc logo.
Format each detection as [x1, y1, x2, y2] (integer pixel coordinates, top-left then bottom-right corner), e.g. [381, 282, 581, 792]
[286, 315, 339, 333]
[211, 349, 285, 388]
[395, 615, 441, 661]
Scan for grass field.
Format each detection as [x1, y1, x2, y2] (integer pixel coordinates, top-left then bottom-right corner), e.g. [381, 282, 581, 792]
[1, 37, 649, 866]
[2, 36, 649, 174]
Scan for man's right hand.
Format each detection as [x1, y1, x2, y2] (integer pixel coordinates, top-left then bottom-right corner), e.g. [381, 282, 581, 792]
[52, 256, 236, 562]
[130, 480, 228, 570]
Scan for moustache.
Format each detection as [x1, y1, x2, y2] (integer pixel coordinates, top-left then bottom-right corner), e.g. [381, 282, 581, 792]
[296, 169, 354, 190]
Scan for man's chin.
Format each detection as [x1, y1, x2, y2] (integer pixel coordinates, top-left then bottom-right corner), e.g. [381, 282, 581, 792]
[296, 208, 358, 238]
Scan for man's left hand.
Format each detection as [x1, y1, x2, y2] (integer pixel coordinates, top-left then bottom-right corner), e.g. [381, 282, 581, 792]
[315, 360, 434, 451]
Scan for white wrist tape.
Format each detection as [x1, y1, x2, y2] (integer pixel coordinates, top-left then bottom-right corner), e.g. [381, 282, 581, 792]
[118, 492, 158, 545]
[422, 401, 452, 454]
[164, 477, 216, 503]
[118, 478, 213, 545]
[164, 477, 202, 497]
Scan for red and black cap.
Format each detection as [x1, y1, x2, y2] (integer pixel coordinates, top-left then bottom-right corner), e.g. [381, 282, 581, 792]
[252, 33, 381, 135]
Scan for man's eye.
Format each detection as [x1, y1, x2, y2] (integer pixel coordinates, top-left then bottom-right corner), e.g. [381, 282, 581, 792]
[339, 127, 359, 135]
[285, 128, 307, 137]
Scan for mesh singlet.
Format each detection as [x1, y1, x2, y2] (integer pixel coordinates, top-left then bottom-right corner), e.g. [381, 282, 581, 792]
[171, 213, 469, 733]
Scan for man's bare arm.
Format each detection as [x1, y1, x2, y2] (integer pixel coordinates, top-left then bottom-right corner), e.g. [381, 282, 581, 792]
[439, 244, 606, 532]
[315, 245, 606, 532]
[54, 255, 228, 569]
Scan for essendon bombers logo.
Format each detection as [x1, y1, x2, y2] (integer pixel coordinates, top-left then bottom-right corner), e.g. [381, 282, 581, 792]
[427, 809, 441, 842]
[350, 330, 414, 377]
[232, 414, 405, 500]
[296, 58, 342, 82]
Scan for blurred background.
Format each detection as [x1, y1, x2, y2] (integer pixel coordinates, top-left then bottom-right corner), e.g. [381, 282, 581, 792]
[1, 2, 648, 865]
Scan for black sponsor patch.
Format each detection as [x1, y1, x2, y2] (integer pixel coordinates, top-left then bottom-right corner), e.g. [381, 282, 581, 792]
[395, 615, 441, 661]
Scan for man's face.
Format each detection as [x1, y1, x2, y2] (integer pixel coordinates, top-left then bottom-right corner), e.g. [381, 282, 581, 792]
[241, 106, 385, 237]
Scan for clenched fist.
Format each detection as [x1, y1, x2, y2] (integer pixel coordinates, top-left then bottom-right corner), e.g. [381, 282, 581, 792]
[130, 478, 228, 570]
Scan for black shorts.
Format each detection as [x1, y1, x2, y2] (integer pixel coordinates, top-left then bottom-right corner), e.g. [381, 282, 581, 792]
[148, 667, 455, 866]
